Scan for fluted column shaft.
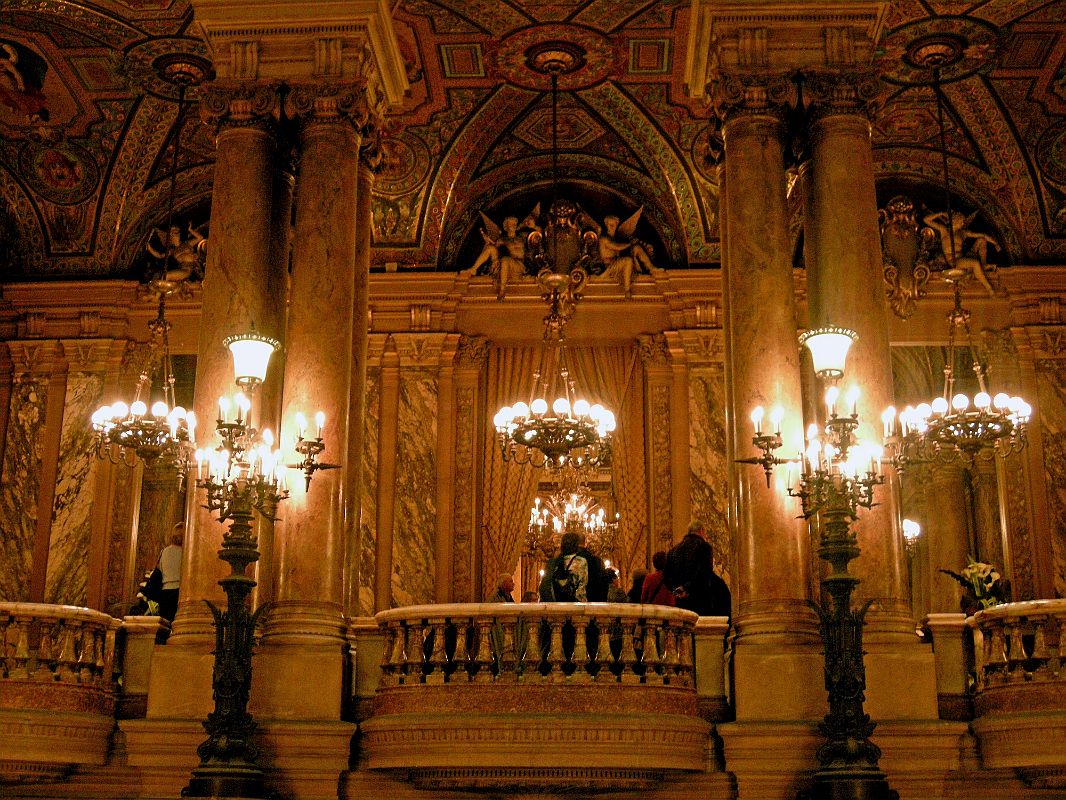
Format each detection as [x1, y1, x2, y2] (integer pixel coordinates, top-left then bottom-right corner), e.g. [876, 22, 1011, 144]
[268, 88, 365, 643]
[721, 105, 815, 639]
[171, 85, 284, 644]
[804, 89, 912, 635]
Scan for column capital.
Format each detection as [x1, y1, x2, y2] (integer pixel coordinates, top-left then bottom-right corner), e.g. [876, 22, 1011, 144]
[637, 332, 672, 368]
[710, 69, 796, 123]
[284, 80, 375, 130]
[455, 335, 489, 372]
[200, 80, 282, 130]
[802, 67, 884, 123]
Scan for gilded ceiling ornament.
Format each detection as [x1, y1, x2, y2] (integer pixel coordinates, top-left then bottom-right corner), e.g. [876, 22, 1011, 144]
[879, 195, 938, 319]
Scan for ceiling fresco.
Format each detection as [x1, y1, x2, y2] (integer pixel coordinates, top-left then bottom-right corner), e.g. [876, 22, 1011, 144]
[0, 0, 1064, 280]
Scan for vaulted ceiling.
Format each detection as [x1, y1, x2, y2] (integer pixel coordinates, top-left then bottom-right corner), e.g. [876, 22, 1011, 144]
[0, 0, 1064, 280]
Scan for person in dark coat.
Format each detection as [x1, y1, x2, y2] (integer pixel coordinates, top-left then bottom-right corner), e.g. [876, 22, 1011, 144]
[627, 569, 647, 604]
[641, 550, 676, 606]
[664, 520, 731, 618]
[577, 535, 609, 602]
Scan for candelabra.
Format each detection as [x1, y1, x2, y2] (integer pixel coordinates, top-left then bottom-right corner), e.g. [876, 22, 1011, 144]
[740, 327, 897, 800]
[184, 332, 327, 800]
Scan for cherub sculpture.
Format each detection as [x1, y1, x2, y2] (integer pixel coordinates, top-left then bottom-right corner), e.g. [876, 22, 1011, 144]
[461, 207, 538, 300]
[922, 209, 999, 296]
[596, 207, 659, 298]
[147, 222, 207, 284]
[879, 195, 938, 319]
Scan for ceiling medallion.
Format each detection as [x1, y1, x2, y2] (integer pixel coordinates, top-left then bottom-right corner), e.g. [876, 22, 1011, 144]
[494, 25, 612, 90]
[877, 16, 1000, 86]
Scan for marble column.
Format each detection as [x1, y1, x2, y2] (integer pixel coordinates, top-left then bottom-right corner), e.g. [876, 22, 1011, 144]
[718, 78, 817, 643]
[168, 81, 285, 647]
[267, 83, 367, 644]
[971, 459, 1005, 570]
[345, 150, 377, 616]
[433, 335, 460, 602]
[803, 73, 912, 635]
[134, 459, 185, 582]
[0, 345, 12, 471]
[374, 337, 401, 612]
[926, 464, 973, 613]
[668, 333, 693, 537]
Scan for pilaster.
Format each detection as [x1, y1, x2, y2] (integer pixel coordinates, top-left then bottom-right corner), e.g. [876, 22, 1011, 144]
[452, 335, 488, 603]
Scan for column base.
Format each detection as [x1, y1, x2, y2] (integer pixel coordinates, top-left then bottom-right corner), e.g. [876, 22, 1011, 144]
[719, 721, 821, 800]
[260, 601, 347, 644]
[185, 763, 269, 800]
[863, 635, 938, 721]
[732, 642, 826, 721]
[250, 645, 347, 720]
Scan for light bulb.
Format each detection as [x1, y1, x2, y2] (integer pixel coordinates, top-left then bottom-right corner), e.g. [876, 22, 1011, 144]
[769, 405, 784, 432]
[916, 402, 932, 418]
[931, 397, 949, 415]
[1018, 401, 1032, 419]
[974, 392, 991, 410]
[553, 397, 571, 416]
[295, 411, 308, 437]
[952, 393, 969, 411]
[262, 427, 274, 446]
[902, 518, 921, 542]
[91, 408, 106, 427]
[315, 410, 325, 436]
[514, 401, 531, 418]
[1008, 396, 1023, 413]
[993, 392, 1010, 410]
[172, 406, 187, 420]
[112, 401, 129, 419]
[130, 400, 147, 417]
[603, 410, 616, 432]
[806, 423, 820, 443]
[573, 399, 590, 417]
[750, 406, 764, 434]
[845, 386, 861, 415]
[590, 403, 605, 422]
[881, 406, 896, 439]
[151, 400, 168, 418]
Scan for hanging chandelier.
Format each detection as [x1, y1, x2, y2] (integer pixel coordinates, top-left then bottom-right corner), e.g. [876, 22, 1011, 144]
[91, 292, 195, 477]
[881, 53, 1030, 468]
[491, 46, 615, 470]
[524, 470, 620, 559]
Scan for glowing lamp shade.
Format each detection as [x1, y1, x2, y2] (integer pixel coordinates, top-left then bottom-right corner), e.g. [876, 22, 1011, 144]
[799, 327, 857, 381]
[902, 518, 921, 543]
[224, 331, 281, 390]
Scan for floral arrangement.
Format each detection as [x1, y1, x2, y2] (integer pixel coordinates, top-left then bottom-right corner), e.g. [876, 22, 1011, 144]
[940, 557, 1008, 613]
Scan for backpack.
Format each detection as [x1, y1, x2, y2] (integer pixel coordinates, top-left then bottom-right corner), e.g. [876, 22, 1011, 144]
[553, 554, 579, 602]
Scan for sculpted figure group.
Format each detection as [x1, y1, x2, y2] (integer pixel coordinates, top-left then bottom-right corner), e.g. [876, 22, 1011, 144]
[462, 202, 661, 299]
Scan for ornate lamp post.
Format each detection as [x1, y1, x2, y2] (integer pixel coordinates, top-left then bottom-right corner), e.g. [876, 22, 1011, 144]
[741, 327, 898, 800]
[183, 331, 327, 799]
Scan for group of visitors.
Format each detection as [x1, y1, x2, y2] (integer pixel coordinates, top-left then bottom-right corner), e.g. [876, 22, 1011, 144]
[486, 519, 731, 618]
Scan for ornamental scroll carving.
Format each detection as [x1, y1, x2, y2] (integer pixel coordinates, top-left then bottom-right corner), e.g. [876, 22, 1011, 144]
[456, 335, 489, 370]
[878, 195, 938, 319]
[200, 81, 282, 130]
[707, 70, 796, 123]
[801, 69, 884, 122]
[650, 383, 673, 550]
[637, 333, 670, 367]
[284, 81, 373, 129]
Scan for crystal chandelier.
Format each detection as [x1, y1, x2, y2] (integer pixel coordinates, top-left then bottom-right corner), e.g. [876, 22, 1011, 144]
[91, 293, 194, 478]
[524, 471, 620, 559]
[880, 56, 1030, 468]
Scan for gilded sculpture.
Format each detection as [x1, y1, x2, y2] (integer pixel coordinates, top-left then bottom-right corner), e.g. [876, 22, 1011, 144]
[146, 221, 207, 285]
[923, 208, 999, 296]
[596, 207, 659, 298]
[879, 195, 938, 319]
[461, 208, 540, 300]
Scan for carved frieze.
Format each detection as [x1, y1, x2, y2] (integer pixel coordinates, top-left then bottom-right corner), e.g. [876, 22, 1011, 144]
[456, 335, 489, 371]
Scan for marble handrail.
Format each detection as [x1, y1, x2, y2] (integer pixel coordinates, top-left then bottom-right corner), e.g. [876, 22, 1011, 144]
[0, 602, 122, 687]
[970, 599, 1065, 693]
[375, 603, 700, 687]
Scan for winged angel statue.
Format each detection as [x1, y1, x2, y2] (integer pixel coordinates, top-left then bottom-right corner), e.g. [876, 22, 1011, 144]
[595, 207, 660, 298]
[460, 206, 541, 299]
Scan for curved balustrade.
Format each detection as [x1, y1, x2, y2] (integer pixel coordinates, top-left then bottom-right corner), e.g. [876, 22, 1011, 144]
[361, 603, 713, 792]
[969, 600, 1066, 789]
[0, 603, 122, 784]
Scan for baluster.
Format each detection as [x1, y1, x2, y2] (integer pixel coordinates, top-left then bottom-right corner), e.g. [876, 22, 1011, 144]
[676, 627, 694, 687]
[643, 619, 663, 685]
[546, 616, 566, 682]
[473, 619, 495, 683]
[618, 617, 640, 684]
[585, 616, 603, 682]
[1031, 615, 1049, 676]
[395, 623, 411, 685]
[1050, 614, 1063, 677]
[56, 620, 78, 681]
[10, 618, 30, 679]
[409, 621, 427, 683]
[0, 613, 11, 678]
[971, 625, 987, 690]
[101, 625, 117, 685]
[521, 615, 542, 681]
[661, 622, 679, 684]
[77, 624, 96, 684]
[451, 618, 471, 683]
[425, 618, 448, 685]
[379, 625, 398, 687]
[989, 623, 1007, 685]
[572, 615, 589, 682]
[497, 614, 518, 681]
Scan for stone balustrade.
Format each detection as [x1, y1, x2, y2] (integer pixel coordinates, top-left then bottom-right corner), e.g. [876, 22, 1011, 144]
[0, 603, 122, 783]
[360, 603, 723, 793]
[969, 599, 1066, 790]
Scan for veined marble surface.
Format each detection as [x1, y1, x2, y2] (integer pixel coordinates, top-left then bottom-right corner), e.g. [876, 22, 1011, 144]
[45, 372, 103, 606]
[1037, 367, 1066, 598]
[0, 377, 47, 601]
[359, 369, 380, 616]
[689, 370, 732, 587]
[391, 370, 437, 607]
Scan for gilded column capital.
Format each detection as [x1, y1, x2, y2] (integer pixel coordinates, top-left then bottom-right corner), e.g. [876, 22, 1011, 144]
[802, 68, 884, 123]
[709, 69, 796, 124]
[200, 80, 283, 132]
[455, 335, 489, 371]
[637, 333, 671, 368]
[284, 81, 373, 131]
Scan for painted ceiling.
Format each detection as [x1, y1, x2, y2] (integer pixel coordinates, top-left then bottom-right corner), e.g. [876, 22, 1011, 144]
[0, 0, 1064, 280]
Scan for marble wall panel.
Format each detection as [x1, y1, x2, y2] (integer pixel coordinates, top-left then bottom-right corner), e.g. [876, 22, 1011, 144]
[1036, 364, 1066, 598]
[391, 369, 437, 607]
[44, 372, 103, 606]
[0, 376, 46, 601]
[359, 368, 379, 616]
[688, 368, 732, 587]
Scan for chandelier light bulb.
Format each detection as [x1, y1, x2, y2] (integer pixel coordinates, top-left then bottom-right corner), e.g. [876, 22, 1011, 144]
[974, 392, 991, 410]
[931, 397, 949, 415]
[825, 386, 840, 418]
[131, 400, 148, 417]
[769, 405, 784, 433]
[218, 396, 231, 422]
[603, 410, 616, 432]
[951, 393, 969, 412]
[806, 423, 820, 443]
[91, 407, 108, 427]
[573, 399, 590, 417]
[750, 406, 764, 434]
[902, 518, 921, 542]
[112, 401, 130, 419]
[916, 403, 932, 419]
[294, 412, 308, 438]
[553, 397, 571, 416]
[845, 386, 860, 416]
[881, 407, 896, 439]
[1008, 396, 1023, 413]
[151, 400, 169, 418]
[514, 401, 532, 418]
[262, 427, 274, 447]
[315, 411, 325, 437]
[993, 392, 1010, 410]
